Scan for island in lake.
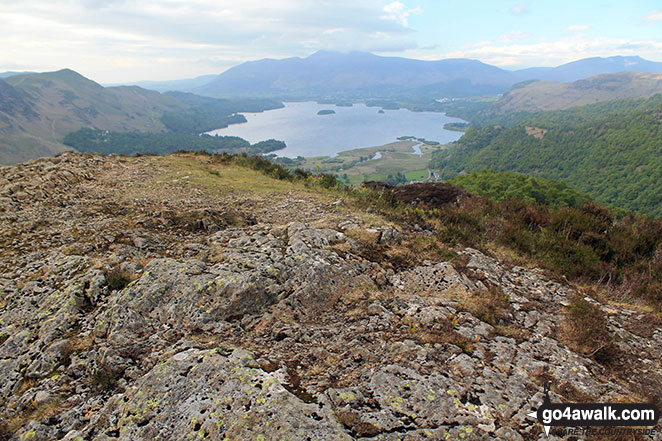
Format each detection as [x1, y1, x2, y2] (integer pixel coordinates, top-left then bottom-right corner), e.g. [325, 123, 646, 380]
[317, 109, 336, 115]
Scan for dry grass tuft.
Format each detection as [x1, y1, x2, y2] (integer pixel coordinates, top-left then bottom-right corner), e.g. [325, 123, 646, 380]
[6, 398, 68, 435]
[558, 293, 618, 365]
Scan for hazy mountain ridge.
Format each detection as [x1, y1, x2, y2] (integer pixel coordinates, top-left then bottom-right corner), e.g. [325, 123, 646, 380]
[513, 55, 662, 82]
[0, 71, 34, 79]
[494, 72, 662, 113]
[193, 51, 516, 98]
[107, 74, 219, 93]
[124, 51, 662, 99]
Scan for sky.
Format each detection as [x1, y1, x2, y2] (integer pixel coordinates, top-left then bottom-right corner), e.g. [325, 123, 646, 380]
[1, 0, 661, 83]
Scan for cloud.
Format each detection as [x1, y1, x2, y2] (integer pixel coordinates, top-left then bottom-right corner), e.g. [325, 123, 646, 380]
[564, 25, 590, 32]
[382, 1, 422, 26]
[643, 10, 662, 21]
[0, 0, 419, 82]
[510, 3, 530, 15]
[497, 31, 531, 42]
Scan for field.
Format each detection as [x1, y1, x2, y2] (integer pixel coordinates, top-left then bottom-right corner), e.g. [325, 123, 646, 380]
[278, 140, 446, 186]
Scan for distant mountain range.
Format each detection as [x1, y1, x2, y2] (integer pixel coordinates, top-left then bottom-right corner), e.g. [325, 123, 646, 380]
[0, 71, 34, 79]
[513, 56, 662, 83]
[192, 51, 514, 98]
[105, 74, 219, 93]
[119, 51, 662, 99]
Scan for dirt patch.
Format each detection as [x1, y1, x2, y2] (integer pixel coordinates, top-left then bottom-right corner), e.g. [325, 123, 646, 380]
[525, 126, 547, 139]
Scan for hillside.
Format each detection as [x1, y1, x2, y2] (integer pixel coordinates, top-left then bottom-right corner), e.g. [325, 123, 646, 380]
[0, 69, 186, 164]
[0, 70, 285, 165]
[431, 97, 662, 216]
[0, 151, 660, 440]
[449, 170, 592, 208]
[494, 72, 662, 113]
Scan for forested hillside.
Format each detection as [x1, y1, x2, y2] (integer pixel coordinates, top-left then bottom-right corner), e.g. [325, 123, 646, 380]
[161, 92, 284, 134]
[432, 96, 662, 216]
[63, 128, 285, 156]
[449, 170, 591, 208]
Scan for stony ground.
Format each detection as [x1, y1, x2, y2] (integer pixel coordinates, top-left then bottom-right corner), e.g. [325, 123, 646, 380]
[0, 153, 660, 441]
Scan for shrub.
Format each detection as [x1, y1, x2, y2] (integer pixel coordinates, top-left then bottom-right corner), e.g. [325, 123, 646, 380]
[316, 173, 339, 189]
[457, 286, 512, 327]
[559, 294, 617, 364]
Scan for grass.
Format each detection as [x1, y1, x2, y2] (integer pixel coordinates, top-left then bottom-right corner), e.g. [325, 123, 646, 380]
[405, 170, 429, 181]
[5, 398, 68, 436]
[558, 294, 618, 364]
[274, 141, 446, 186]
[157, 154, 341, 201]
[363, 173, 388, 183]
[163, 156, 303, 196]
[457, 286, 512, 327]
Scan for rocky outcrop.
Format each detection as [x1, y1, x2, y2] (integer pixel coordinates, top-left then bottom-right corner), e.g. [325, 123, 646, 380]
[0, 153, 660, 441]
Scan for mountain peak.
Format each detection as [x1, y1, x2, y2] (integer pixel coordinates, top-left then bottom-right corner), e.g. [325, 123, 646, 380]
[306, 49, 374, 59]
[51, 68, 97, 82]
[6, 68, 103, 89]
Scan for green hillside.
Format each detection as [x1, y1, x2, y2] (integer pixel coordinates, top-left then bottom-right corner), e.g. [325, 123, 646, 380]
[0, 69, 185, 164]
[5, 69, 187, 137]
[63, 128, 285, 156]
[449, 170, 591, 208]
[0, 70, 284, 164]
[161, 92, 284, 134]
[431, 96, 662, 217]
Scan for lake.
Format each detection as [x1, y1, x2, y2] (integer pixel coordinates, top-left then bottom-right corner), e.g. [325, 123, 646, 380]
[207, 102, 466, 158]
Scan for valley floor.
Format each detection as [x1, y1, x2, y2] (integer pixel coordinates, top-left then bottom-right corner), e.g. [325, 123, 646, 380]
[278, 140, 445, 186]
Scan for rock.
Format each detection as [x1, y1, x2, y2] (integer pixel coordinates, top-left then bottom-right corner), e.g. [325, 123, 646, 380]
[119, 261, 141, 274]
[132, 236, 150, 249]
[85, 348, 351, 441]
[1, 153, 660, 441]
[389, 261, 474, 297]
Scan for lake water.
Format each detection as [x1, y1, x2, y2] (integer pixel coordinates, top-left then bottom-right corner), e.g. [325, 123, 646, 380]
[208, 101, 466, 158]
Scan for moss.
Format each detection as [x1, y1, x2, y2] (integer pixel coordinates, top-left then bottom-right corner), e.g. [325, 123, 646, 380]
[20, 430, 36, 441]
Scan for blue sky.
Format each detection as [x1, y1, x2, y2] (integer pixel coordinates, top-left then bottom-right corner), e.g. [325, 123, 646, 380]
[408, 1, 662, 66]
[0, 0, 660, 82]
